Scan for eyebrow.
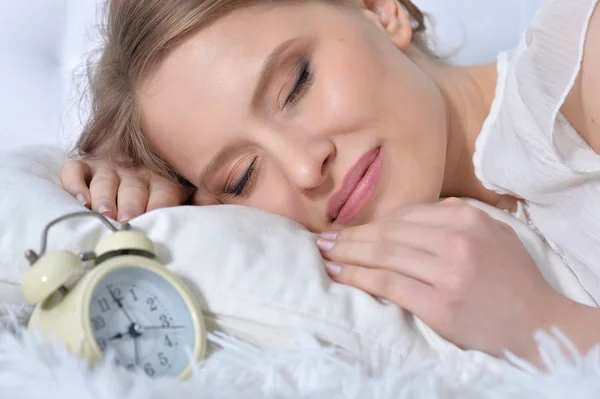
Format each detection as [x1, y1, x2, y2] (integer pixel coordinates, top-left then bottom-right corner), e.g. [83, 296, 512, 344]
[198, 38, 299, 188]
[251, 37, 298, 111]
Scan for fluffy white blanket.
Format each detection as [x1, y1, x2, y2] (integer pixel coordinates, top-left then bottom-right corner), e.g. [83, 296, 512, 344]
[1, 305, 600, 399]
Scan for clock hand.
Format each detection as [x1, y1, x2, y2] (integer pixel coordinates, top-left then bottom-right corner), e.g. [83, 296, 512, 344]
[107, 332, 128, 341]
[140, 325, 186, 331]
[107, 287, 135, 324]
[133, 337, 141, 366]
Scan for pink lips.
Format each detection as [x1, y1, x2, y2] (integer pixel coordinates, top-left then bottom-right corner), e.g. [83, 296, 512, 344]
[327, 147, 384, 225]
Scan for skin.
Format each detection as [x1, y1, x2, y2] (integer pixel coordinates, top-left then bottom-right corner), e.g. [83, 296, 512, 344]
[61, 0, 600, 365]
[136, 0, 509, 233]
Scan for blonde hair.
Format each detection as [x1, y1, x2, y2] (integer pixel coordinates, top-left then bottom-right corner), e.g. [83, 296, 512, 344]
[76, 0, 430, 186]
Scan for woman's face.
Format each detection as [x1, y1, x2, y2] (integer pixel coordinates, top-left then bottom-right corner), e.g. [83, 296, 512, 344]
[139, 0, 448, 232]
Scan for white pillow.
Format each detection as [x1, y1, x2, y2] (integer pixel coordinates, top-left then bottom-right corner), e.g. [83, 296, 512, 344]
[0, 146, 595, 367]
[414, 0, 548, 64]
[0, 1, 66, 151]
[0, 146, 453, 365]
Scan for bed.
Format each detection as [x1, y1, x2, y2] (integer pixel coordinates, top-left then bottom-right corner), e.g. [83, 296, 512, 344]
[4, 1, 600, 398]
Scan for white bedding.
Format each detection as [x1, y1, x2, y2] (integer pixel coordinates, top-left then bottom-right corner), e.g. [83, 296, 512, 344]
[0, 146, 451, 366]
[2, 316, 600, 399]
[6, 0, 597, 397]
[0, 145, 597, 367]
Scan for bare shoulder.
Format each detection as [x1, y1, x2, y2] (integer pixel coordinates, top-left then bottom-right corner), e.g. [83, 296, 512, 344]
[561, 2, 600, 153]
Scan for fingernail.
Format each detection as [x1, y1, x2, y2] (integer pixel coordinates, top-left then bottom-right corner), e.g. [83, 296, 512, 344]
[317, 239, 335, 252]
[326, 262, 342, 276]
[320, 231, 338, 240]
[118, 213, 133, 223]
[76, 194, 87, 206]
[98, 204, 113, 215]
[376, 297, 392, 305]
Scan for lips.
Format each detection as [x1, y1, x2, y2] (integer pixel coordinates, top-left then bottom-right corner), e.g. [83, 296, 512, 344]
[327, 146, 384, 225]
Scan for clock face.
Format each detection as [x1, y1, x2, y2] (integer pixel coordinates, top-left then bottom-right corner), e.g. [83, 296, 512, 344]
[89, 267, 197, 378]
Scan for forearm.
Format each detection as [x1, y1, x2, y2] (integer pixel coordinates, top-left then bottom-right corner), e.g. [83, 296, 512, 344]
[518, 296, 600, 367]
[553, 299, 600, 354]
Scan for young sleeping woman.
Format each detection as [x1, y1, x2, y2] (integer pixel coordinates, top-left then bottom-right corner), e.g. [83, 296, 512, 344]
[60, 0, 600, 364]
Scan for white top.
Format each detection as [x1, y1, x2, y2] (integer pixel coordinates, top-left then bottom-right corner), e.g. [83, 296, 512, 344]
[473, 0, 600, 303]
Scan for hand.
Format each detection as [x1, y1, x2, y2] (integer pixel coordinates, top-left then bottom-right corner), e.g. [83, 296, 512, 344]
[317, 198, 567, 360]
[107, 287, 135, 324]
[140, 325, 185, 331]
[108, 331, 132, 341]
[60, 158, 192, 223]
[134, 337, 141, 366]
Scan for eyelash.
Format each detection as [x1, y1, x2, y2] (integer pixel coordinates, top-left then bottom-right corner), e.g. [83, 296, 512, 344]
[283, 57, 313, 108]
[224, 157, 258, 198]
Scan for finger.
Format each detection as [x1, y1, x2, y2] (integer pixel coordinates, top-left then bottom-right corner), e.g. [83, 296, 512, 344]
[117, 175, 149, 223]
[146, 176, 190, 212]
[317, 239, 439, 284]
[89, 168, 119, 219]
[393, 200, 492, 230]
[59, 160, 92, 208]
[366, 202, 463, 227]
[439, 200, 510, 235]
[491, 218, 519, 235]
[328, 221, 447, 255]
[326, 262, 433, 315]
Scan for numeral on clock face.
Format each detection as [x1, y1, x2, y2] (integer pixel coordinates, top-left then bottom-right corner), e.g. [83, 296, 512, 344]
[97, 298, 110, 312]
[91, 315, 106, 331]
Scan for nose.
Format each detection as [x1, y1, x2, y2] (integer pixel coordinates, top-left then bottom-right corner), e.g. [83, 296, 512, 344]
[281, 137, 335, 191]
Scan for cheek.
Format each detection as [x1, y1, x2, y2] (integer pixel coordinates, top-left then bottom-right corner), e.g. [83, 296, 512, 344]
[294, 14, 397, 133]
[244, 164, 308, 224]
[380, 77, 448, 209]
[399, 66, 446, 135]
[299, 47, 385, 135]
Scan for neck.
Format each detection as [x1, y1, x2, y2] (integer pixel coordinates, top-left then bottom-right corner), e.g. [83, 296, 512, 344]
[409, 49, 514, 209]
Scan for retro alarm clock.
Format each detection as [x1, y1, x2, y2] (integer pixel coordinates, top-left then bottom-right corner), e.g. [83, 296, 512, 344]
[21, 211, 207, 379]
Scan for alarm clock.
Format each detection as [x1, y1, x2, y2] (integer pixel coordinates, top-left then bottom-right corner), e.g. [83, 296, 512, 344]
[21, 211, 207, 379]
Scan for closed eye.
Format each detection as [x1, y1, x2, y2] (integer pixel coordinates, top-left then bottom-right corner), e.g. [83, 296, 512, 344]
[283, 57, 312, 108]
[224, 157, 258, 197]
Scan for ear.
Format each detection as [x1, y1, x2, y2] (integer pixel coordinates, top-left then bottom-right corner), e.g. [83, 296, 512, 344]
[359, 0, 413, 49]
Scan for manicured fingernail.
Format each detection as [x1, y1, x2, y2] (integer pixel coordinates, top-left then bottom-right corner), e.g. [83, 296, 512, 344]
[320, 231, 338, 240]
[326, 262, 342, 276]
[76, 194, 87, 206]
[118, 213, 133, 223]
[376, 297, 392, 305]
[317, 239, 335, 251]
[98, 204, 112, 215]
